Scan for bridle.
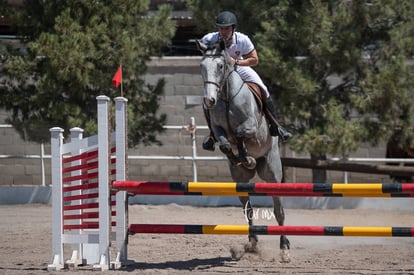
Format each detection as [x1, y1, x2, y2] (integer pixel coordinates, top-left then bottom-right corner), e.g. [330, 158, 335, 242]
[202, 51, 238, 103]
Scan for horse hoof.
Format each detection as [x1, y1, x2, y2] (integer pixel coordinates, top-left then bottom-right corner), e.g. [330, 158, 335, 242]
[280, 249, 291, 263]
[243, 157, 256, 169]
[244, 235, 258, 253]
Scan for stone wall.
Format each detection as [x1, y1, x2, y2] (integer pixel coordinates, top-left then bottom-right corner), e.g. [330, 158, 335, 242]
[0, 57, 391, 186]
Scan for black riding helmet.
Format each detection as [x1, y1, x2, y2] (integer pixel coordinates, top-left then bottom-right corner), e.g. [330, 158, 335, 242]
[215, 11, 237, 27]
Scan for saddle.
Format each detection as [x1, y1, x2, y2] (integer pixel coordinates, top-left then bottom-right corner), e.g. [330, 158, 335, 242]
[246, 82, 282, 130]
[246, 82, 265, 113]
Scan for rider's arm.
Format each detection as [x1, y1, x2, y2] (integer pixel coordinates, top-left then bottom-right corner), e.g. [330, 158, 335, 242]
[235, 49, 259, 67]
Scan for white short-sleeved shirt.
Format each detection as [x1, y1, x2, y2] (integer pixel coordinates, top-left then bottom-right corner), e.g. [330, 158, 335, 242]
[201, 32, 269, 96]
[201, 32, 255, 60]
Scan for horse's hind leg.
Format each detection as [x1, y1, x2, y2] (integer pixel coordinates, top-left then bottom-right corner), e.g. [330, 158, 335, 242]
[272, 197, 290, 247]
[256, 139, 291, 262]
[272, 196, 290, 262]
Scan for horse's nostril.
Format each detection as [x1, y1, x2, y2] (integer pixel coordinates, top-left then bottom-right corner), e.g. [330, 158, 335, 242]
[204, 97, 216, 108]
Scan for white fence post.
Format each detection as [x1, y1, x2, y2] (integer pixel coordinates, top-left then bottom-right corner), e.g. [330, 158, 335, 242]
[48, 127, 65, 270]
[190, 117, 198, 182]
[93, 95, 112, 271]
[113, 96, 128, 268]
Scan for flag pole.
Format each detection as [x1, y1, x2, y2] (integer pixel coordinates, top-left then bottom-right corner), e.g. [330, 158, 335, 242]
[120, 63, 123, 97]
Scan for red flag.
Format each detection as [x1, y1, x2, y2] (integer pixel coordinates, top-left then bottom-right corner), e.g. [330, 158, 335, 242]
[112, 66, 122, 88]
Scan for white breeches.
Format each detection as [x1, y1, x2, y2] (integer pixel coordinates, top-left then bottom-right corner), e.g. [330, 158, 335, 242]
[236, 66, 270, 98]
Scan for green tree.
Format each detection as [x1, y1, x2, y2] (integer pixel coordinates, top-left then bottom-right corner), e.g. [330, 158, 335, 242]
[256, 1, 414, 181]
[0, 0, 176, 146]
[188, 1, 414, 182]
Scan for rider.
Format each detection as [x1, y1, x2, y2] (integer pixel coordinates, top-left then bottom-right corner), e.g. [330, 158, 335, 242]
[201, 11, 292, 151]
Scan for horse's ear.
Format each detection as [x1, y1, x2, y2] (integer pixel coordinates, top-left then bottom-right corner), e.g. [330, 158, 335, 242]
[196, 40, 207, 54]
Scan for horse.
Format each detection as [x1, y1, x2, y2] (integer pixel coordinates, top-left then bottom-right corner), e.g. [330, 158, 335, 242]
[196, 39, 290, 261]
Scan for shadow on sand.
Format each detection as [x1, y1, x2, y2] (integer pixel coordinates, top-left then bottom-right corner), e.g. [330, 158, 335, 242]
[123, 256, 235, 272]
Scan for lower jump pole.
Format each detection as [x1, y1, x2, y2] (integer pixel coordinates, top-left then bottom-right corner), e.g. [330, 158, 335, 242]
[113, 181, 414, 197]
[129, 224, 414, 237]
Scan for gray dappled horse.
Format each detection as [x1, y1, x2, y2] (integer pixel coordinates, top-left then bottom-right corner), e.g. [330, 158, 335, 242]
[197, 39, 290, 261]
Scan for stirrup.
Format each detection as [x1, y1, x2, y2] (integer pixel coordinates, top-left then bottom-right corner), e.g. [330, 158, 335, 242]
[278, 126, 292, 142]
[202, 136, 215, 151]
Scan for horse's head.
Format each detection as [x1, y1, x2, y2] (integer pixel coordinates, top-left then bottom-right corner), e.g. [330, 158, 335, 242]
[197, 39, 234, 109]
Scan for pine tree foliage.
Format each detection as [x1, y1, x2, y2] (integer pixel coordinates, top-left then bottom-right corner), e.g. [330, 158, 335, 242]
[0, 0, 176, 146]
[188, 0, 414, 158]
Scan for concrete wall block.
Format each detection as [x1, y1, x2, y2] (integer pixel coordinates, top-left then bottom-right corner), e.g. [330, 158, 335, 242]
[166, 133, 190, 145]
[183, 74, 203, 87]
[155, 73, 174, 84]
[168, 74, 185, 86]
[0, 133, 15, 145]
[141, 164, 160, 177]
[1, 145, 26, 155]
[158, 133, 187, 145]
[177, 146, 193, 156]
[156, 144, 180, 156]
[22, 144, 41, 155]
[162, 83, 176, 96]
[197, 163, 219, 176]
[0, 175, 13, 185]
[25, 164, 41, 176]
[162, 95, 185, 109]
[160, 164, 180, 177]
[142, 74, 162, 86]
[134, 146, 161, 156]
[128, 158, 149, 166]
[179, 164, 193, 178]
[158, 105, 179, 116]
[13, 175, 34, 185]
[165, 115, 187, 125]
[175, 85, 202, 96]
[4, 164, 25, 176]
[125, 163, 142, 177]
[31, 175, 44, 185]
[183, 106, 204, 120]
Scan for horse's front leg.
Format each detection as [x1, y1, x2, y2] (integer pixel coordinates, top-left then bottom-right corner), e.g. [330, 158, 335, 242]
[234, 120, 257, 169]
[239, 196, 258, 253]
[216, 135, 241, 166]
[236, 139, 256, 169]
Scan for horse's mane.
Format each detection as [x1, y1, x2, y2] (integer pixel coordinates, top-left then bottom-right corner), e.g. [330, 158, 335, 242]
[203, 39, 226, 55]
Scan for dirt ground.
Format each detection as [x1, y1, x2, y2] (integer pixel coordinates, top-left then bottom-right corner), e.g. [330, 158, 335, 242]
[0, 204, 413, 275]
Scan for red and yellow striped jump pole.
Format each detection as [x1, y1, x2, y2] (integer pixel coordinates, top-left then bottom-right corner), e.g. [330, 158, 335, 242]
[129, 224, 414, 237]
[112, 181, 414, 197]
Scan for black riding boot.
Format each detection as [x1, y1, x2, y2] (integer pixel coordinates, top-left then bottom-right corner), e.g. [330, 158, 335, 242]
[202, 107, 216, 151]
[265, 97, 292, 142]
